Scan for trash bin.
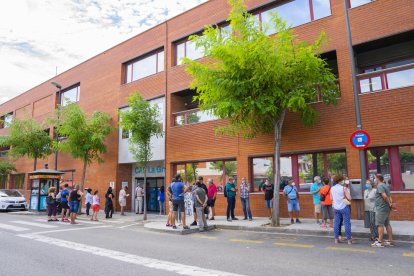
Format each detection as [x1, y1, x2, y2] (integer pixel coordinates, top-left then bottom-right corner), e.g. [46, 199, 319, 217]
[349, 179, 363, 199]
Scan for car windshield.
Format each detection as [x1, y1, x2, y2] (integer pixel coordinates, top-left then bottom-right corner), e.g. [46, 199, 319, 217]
[0, 190, 23, 197]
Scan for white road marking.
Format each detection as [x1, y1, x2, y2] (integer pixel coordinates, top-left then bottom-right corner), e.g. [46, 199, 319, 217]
[0, 223, 30, 232]
[19, 234, 244, 276]
[118, 222, 141, 229]
[11, 221, 57, 229]
[34, 218, 100, 225]
[29, 225, 112, 235]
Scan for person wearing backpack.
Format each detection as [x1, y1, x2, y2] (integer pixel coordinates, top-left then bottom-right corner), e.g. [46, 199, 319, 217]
[319, 177, 333, 228]
[283, 180, 301, 224]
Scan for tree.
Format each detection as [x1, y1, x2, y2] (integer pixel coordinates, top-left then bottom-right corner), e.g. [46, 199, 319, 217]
[119, 93, 163, 221]
[184, 0, 339, 226]
[0, 117, 52, 170]
[209, 161, 237, 181]
[53, 104, 112, 213]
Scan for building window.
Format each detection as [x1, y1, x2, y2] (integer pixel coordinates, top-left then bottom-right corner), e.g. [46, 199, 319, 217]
[174, 160, 237, 191]
[349, 0, 374, 8]
[257, 0, 331, 35]
[399, 146, 414, 190]
[358, 58, 414, 93]
[10, 173, 25, 190]
[1, 112, 13, 129]
[61, 85, 80, 106]
[175, 39, 204, 65]
[125, 49, 164, 83]
[121, 128, 130, 139]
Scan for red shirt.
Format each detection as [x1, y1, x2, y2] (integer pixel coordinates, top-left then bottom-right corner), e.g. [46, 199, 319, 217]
[207, 184, 217, 198]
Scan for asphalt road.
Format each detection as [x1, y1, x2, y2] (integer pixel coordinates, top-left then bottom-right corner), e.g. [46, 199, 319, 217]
[0, 212, 413, 276]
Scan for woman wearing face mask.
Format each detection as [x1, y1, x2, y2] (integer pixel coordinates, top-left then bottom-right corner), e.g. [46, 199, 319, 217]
[364, 180, 378, 241]
[331, 175, 353, 244]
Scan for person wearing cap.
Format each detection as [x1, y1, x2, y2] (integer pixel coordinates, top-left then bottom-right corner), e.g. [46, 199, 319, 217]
[283, 180, 301, 224]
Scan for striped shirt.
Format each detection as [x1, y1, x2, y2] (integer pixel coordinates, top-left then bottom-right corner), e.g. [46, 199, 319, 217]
[240, 183, 250, 199]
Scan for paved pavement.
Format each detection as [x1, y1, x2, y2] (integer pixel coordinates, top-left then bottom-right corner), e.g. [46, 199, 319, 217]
[1, 211, 414, 276]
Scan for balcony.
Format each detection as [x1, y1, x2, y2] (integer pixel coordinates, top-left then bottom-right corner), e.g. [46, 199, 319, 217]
[358, 62, 414, 94]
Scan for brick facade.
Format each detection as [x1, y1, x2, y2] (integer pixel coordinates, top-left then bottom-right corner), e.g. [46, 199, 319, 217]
[0, 0, 413, 219]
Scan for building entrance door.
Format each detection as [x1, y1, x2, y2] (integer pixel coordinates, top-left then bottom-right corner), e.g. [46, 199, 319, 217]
[134, 177, 164, 212]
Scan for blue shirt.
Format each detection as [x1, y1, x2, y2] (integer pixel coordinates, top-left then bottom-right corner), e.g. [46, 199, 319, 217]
[310, 182, 323, 204]
[283, 185, 298, 200]
[158, 191, 165, 203]
[61, 189, 69, 203]
[171, 181, 185, 201]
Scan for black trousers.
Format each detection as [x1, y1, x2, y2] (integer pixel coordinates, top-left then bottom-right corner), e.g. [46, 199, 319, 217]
[86, 203, 91, 216]
[105, 202, 113, 218]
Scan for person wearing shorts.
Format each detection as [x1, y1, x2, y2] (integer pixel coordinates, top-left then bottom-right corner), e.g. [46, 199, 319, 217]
[170, 174, 189, 230]
[310, 176, 323, 224]
[207, 179, 217, 220]
[60, 184, 70, 222]
[91, 190, 100, 221]
[69, 185, 82, 224]
[283, 180, 301, 224]
[263, 179, 274, 219]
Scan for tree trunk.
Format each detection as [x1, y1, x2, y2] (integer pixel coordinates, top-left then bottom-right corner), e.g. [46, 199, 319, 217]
[143, 161, 148, 221]
[33, 157, 37, 171]
[271, 109, 286, 227]
[78, 155, 88, 215]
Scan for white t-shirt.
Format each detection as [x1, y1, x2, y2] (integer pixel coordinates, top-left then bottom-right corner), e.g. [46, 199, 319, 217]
[330, 184, 351, 210]
[119, 189, 126, 201]
[92, 195, 100, 206]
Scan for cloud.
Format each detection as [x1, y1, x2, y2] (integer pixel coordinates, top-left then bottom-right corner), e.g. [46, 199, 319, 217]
[0, 0, 207, 104]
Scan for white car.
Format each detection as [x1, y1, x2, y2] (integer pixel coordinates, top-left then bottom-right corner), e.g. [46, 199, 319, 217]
[0, 189, 28, 211]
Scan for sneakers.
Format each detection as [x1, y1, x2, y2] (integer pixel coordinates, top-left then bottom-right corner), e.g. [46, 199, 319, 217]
[227, 218, 232, 222]
[210, 217, 215, 220]
[190, 221, 197, 226]
[290, 219, 294, 224]
[296, 219, 301, 223]
[320, 224, 327, 228]
[371, 240, 385, 247]
[172, 225, 177, 229]
[385, 240, 395, 247]
[183, 225, 190, 230]
[232, 217, 239, 220]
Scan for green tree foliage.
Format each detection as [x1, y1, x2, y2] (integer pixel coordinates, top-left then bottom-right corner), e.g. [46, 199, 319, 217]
[184, 0, 339, 226]
[0, 117, 52, 170]
[0, 159, 16, 175]
[119, 93, 163, 220]
[53, 104, 112, 212]
[209, 161, 237, 181]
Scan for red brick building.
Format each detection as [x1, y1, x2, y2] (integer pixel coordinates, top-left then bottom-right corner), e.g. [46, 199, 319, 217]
[1, 0, 413, 220]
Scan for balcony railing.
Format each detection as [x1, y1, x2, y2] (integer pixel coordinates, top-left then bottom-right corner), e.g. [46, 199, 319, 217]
[357, 63, 414, 94]
[172, 108, 218, 126]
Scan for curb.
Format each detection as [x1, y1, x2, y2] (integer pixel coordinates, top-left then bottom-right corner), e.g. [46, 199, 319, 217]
[214, 224, 414, 242]
[144, 224, 216, 235]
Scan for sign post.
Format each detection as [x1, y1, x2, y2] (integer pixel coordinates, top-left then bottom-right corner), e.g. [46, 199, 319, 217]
[350, 130, 371, 150]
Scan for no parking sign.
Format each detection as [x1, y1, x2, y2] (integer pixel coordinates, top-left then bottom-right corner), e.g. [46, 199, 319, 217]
[350, 130, 371, 150]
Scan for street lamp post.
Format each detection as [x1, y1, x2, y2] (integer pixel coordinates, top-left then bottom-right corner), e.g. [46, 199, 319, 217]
[51, 81, 62, 171]
[344, 0, 368, 219]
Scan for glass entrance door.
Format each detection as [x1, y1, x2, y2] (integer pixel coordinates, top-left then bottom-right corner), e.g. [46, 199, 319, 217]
[135, 177, 164, 212]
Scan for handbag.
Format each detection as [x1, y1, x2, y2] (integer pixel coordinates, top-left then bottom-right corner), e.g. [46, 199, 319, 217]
[343, 187, 351, 205]
[320, 186, 330, 202]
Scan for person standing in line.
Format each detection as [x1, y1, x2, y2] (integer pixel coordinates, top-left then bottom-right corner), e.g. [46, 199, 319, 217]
[319, 177, 333, 228]
[85, 188, 93, 217]
[119, 186, 130, 216]
[310, 176, 323, 224]
[60, 183, 70, 222]
[135, 184, 143, 214]
[166, 183, 174, 227]
[263, 179, 274, 220]
[330, 176, 353, 244]
[91, 190, 100, 221]
[207, 178, 217, 220]
[283, 180, 301, 224]
[364, 180, 378, 241]
[190, 182, 198, 226]
[170, 174, 189, 230]
[225, 177, 238, 222]
[194, 181, 208, 232]
[158, 186, 165, 215]
[371, 174, 394, 247]
[240, 177, 253, 221]
[105, 187, 114, 219]
[46, 187, 58, 222]
[69, 184, 83, 225]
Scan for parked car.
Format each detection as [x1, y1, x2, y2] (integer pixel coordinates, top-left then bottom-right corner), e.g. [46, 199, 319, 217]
[0, 189, 28, 211]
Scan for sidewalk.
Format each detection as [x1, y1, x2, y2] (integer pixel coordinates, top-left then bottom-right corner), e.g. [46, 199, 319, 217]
[144, 215, 414, 241]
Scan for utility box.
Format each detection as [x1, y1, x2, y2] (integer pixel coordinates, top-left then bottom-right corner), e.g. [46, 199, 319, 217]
[349, 179, 363, 199]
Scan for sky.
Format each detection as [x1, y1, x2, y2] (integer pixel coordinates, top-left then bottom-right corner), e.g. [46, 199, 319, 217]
[0, 0, 207, 104]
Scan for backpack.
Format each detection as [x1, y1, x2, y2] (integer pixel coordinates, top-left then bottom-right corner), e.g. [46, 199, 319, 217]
[223, 185, 228, 197]
[320, 186, 331, 202]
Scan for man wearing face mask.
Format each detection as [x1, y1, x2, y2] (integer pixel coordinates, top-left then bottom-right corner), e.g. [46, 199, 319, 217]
[310, 176, 323, 224]
[283, 180, 301, 224]
[364, 180, 378, 241]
